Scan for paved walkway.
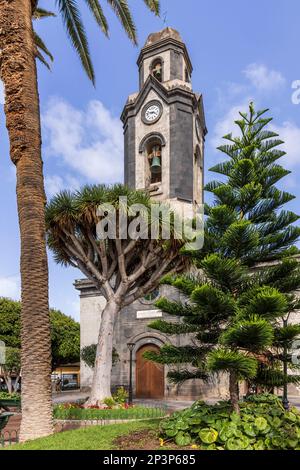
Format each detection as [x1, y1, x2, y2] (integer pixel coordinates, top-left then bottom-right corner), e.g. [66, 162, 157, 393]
[52, 390, 88, 404]
[52, 391, 196, 410]
[52, 390, 300, 410]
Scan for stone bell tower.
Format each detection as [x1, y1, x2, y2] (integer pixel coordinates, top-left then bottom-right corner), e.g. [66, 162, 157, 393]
[121, 27, 207, 215]
[77, 29, 210, 399]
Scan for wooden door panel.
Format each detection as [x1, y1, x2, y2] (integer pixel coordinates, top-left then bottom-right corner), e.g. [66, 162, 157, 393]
[136, 344, 164, 399]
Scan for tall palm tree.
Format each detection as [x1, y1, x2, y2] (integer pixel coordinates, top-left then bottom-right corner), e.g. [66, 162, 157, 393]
[0, 0, 159, 441]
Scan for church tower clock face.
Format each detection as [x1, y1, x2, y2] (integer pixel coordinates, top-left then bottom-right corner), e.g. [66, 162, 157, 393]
[142, 101, 163, 124]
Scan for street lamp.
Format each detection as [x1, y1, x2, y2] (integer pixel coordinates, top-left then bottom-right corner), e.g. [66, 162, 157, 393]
[127, 343, 135, 406]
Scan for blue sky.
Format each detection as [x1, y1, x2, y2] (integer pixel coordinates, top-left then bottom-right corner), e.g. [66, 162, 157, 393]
[0, 0, 300, 321]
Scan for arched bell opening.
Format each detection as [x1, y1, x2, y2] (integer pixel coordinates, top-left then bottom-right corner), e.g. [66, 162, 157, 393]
[139, 133, 166, 189]
[147, 141, 162, 185]
[150, 58, 164, 82]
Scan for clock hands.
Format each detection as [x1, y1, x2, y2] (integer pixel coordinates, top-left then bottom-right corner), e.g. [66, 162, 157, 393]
[147, 110, 158, 119]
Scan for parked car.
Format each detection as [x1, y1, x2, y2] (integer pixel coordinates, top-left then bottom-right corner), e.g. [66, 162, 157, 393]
[62, 381, 79, 391]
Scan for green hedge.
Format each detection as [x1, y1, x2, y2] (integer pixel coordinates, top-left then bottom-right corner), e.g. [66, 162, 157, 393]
[0, 392, 20, 401]
[53, 405, 166, 421]
[160, 394, 300, 450]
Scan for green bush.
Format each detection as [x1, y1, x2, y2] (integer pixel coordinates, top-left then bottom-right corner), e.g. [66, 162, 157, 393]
[103, 387, 129, 409]
[0, 391, 20, 401]
[103, 397, 116, 408]
[113, 386, 128, 405]
[160, 394, 300, 450]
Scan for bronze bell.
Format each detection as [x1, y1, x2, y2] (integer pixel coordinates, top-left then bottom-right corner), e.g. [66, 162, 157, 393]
[151, 156, 161, 173]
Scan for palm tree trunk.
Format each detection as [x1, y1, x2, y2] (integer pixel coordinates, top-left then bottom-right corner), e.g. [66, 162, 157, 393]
[87, 299, 120, 406]
[229, 370, 240, 415]
[0, 0, 53, 440]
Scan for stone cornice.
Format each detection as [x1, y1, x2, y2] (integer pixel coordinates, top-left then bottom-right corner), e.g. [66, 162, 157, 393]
[75, 255, 300, 295]
[121, 74, 205, 134]
[137, 37, 193, 74]
[251, 254, 300, 270]
[74, 279, 103, 297]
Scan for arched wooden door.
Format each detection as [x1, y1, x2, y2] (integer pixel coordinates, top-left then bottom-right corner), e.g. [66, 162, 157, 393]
[136, 344, 164, 399]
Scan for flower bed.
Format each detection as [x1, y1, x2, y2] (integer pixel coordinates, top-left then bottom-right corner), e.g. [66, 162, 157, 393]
[53, 403, 166, 421]
[160, 394, 300, 450]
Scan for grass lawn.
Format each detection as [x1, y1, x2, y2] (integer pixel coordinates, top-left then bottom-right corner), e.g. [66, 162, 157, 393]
[4, 420, 160, 451]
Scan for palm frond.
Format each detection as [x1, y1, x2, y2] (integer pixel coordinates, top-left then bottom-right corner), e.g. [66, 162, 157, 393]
[84, 0, 109, 36]
[107, 0, 137, 44]
[142, 0, 160, 15]
[33, 7, 56, 19]
[56, 0, 95, 83]
[34, 31, 54, 62]
[36, 50, 51, 70]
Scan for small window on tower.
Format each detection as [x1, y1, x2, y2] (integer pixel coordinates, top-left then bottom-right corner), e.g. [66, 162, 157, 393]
[151, 59, 163, 82]
[148, 143, 162, 184]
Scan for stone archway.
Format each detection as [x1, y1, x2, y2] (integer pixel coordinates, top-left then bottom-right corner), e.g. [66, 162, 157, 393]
[135, 344, 164, 399]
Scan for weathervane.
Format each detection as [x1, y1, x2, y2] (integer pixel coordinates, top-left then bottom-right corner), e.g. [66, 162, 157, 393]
[163, 11, 168, 27]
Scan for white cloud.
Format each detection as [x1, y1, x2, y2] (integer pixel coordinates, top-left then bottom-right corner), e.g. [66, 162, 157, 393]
[243, 63, 285, 92]
[210, 100, 251, 150]
[45, 174, 80, 198]
[211, 63, 287, 153]
[43, 98, 124, 184]
[0, 80, 4, 105]
[45, 175, 65, 197]
[0, 276, 20, 299]
[215, 64, 285, 115]
[270, 121, 300, 168]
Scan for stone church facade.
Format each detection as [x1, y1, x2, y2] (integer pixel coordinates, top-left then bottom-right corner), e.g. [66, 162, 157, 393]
[75, 28, 300, 400]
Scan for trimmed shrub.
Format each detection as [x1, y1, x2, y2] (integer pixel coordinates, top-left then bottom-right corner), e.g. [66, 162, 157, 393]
[0, 391, 20, 400]
[53, 404, 166, 421]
